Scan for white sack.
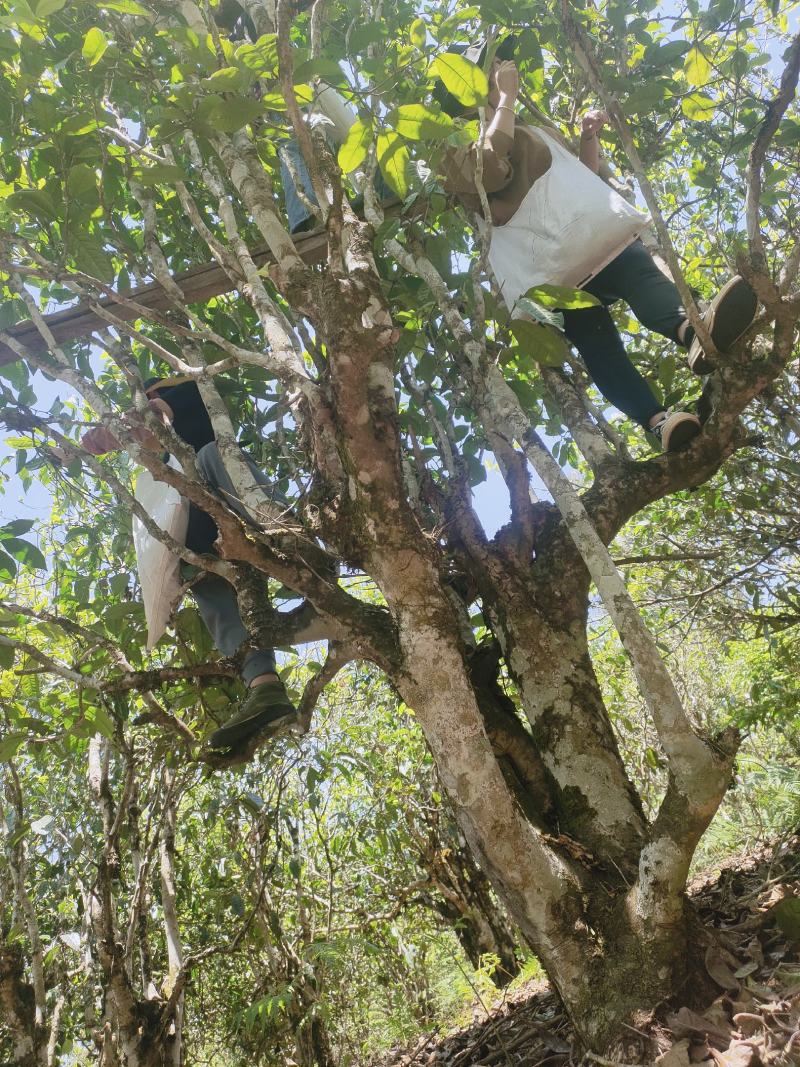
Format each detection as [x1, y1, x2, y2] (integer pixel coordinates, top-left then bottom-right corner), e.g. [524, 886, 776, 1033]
[482, 126, 650, 314]
[132, 456, 189, 651]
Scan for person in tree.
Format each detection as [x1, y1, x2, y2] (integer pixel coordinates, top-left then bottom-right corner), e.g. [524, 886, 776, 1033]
[437, 38, 758, 452]
[80, 376, 298, 751]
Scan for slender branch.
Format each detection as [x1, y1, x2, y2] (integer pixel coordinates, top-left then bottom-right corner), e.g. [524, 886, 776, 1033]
[745, 33, 800, 275]
[296, 641, 357, 732]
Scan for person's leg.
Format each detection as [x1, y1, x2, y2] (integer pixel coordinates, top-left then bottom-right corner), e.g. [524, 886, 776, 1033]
[589, 240, 758, 375]
[194, 441, 283, 527]
[585, 240, 688, 344]
[189, 444, 296, 748]
[187, 571, 277, 685]
[561, 303, 664, 427]
[279, 139, 318, 234]
[561, 304, 701, 451]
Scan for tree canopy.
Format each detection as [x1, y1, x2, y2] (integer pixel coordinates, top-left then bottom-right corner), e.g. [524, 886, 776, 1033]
[0, 0, 799, 1063]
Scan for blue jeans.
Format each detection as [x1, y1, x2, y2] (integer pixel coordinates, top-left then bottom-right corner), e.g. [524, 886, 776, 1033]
[280, 125, 394, 234]
[561, 241, 690, 427]
[183, 442, 279, 684]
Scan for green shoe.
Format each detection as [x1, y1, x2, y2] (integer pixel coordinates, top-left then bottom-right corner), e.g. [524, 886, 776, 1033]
[208, 680, 297, 750]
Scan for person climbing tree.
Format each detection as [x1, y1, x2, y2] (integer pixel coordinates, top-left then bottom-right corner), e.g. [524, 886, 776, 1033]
[80, 375, 299, 751]
[438, 38, 759, 452]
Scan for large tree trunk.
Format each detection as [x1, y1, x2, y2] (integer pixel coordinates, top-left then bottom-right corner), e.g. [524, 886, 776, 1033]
[308, 211, 734, 1048]
[292, 1012, 336, 1067]
[0, 944, 47, 1067]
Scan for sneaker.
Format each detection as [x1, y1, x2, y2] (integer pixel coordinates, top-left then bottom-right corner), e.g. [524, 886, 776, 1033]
[687, 276, 758, 375]
[208, 679, 297, 750]
[650, 410, 702, 452]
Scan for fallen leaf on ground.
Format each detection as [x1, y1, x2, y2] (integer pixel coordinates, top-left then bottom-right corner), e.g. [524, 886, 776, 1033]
[655, 1038, 691, 1066]
[667, 1007, 733, 1046]
[705, 945, 742, 993]
[709, 1041, 760, 1066]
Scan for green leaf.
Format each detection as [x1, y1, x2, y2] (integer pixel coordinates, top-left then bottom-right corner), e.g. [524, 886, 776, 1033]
[31, 814, 54, 833]
[59, 113, 102, 136]
[34, 0, 66, 16]
[338, 118, 372, 172]
[70, 233, 115, 283]
[88, 705, 116, 738]
[199, 96, 264, 133]
[684, 47, 711, 87]
[8, 0, 37, 21]
[347, 22, 385, 53]
[0, 732, 24, 760]
[377, 131, 410, 197]
[7, 188, 57, 220]
[67, 164, 98, 200]
[0, 550, 18, 581]
[516, 31, 543, 70]
[1, 537, 46, 570]
[430, 54, 488, 109]
[82, 26, 108, 67]
[0, 643, 14, 669]
[509, 320, 568, 366]
[647, 40, 690, 67]
[1, 519, 35, 536]
[91, 0, 148, 13]
[522, 285, 601, 310]
[133, 163, 187, 187]
[293, 58, 346, 85]
[623, 80, 669, 115]
[393, 104, 454, 141]
[103, 602, 140, 622]
[203, 65, 249, 92]
[235, 34, 278, 76]
[409, 17, 426, 48]
[681, 93, 716, 121]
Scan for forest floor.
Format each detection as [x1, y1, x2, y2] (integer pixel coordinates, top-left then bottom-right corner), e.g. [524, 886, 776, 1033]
[379, 832, 800, 1067]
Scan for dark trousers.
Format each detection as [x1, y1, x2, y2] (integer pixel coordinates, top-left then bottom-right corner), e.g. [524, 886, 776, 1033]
[183, 442, 277, 683]
[561, 240, 689, 427]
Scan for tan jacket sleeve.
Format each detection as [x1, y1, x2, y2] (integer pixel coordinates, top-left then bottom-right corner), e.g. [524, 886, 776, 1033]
[442, 128, 515, 196]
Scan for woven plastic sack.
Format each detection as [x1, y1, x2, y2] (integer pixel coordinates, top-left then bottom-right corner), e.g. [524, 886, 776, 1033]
[132, 456, 189, 651]
[480, 126, 649, 313]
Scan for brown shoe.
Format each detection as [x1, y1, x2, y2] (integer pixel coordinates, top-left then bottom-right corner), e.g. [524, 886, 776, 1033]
[650, 410, 702, 452]
[208, 680, 297, 750]
[687, 276, 758, 375]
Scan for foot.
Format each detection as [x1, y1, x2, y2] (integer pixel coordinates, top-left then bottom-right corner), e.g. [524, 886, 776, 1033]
[208, 679, 297, 750]
[649, 410, 702, 452]
[686, 276, 758, 375]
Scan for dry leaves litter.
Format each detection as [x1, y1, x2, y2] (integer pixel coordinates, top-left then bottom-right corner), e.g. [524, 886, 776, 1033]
[378, 834, 800, 1067]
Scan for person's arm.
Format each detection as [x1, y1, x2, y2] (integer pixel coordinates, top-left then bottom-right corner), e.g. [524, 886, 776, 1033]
[81, 398, 174, 455]
[442, 61, 520, 197]
[486, 60, 519, 146]
[311, 83, 356, 144]
[579, 108, 608, 174]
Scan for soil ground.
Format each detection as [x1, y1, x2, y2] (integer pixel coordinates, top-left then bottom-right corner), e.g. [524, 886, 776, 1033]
[378, 832, 800, 1067]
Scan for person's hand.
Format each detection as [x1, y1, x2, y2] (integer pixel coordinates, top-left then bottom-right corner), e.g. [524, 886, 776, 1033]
[581, 108, 609, 139]
[147, 397, 173, 425]
[493, 60, 519, 101]
[48, 446, 71, 465]
[81, 425, 120, 455]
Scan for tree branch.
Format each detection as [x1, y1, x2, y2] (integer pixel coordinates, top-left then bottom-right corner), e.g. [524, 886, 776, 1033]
[745, 33, 800, 276]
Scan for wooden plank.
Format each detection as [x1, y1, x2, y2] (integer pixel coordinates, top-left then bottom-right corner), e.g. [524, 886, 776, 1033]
[0, 227, 331, 367]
